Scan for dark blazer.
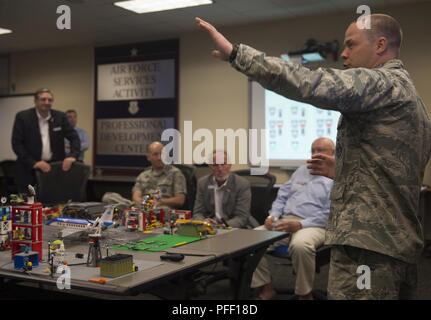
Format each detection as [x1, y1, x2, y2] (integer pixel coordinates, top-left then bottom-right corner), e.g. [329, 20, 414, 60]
[193, 173, 258, 229]
[11, 107, 81, 191]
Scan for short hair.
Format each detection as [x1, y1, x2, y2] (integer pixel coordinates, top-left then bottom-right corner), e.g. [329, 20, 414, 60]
[147, 141, 163, 153]
[66, 109, 77, 115]
[311, 137, 335, 154]
[364, 14, 403, 53]
[34, 88, 53, 100]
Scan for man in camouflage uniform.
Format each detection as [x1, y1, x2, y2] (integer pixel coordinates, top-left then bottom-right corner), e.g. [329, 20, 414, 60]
[132, 141, 187, 209]
[196, 14, 431, 299]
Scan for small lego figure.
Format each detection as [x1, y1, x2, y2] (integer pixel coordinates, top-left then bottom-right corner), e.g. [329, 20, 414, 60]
[13, 229, 24, 241]
[50, 239, 65, 257]
[141, 194, 154, 212]
[24, 228, 31, 240]
[141, 190, 161, 212]
[23, 259, 33, 272]
[47, 240, 66, 276]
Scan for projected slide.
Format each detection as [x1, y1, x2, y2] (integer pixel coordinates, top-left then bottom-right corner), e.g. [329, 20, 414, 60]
[250, 81, 340, 167]
[265, 90, 340, 160]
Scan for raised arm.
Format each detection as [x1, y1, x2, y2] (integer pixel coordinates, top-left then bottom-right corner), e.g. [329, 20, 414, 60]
[196, 17, 403, 114]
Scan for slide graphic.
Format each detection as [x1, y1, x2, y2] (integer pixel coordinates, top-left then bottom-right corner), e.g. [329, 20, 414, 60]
[265, 90, 340, 160]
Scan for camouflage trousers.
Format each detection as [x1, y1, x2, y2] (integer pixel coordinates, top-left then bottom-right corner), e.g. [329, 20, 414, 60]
[328, 245, 417, 300]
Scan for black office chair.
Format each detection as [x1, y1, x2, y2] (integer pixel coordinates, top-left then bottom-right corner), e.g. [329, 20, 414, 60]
[173, 164, 197, 211]
[233, 169, 276, 225]
[35, 161, 90, 205]
[0, 160, 18, 195]
[194, 163, 212, 180]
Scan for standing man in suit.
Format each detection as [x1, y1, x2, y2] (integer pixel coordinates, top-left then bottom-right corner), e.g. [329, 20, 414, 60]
[11, 88, 81, 193]
[193, 150, 258, 229]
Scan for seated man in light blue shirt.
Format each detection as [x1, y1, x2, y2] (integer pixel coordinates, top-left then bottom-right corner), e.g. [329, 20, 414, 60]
[252, 137, 335, 300]
[65, 109, 90, 162]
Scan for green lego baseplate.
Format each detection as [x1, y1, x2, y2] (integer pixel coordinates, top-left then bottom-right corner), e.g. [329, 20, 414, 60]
[111, 234, 201, 252]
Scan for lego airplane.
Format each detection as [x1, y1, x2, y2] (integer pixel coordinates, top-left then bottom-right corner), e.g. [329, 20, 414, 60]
[46, 205, 118, 238]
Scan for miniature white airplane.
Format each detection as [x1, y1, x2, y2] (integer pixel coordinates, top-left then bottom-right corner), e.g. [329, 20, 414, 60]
[46, 205, 118, 238]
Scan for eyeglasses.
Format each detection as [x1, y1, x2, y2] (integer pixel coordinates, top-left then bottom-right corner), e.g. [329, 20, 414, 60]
[39, 97, 53, 101]
[210, 163, 229, 168]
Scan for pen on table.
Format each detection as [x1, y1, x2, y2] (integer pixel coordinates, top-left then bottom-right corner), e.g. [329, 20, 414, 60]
[174, 241, 187, 247]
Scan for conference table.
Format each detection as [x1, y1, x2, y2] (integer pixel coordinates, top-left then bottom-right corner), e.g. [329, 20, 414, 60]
[0, 226, 287, 300]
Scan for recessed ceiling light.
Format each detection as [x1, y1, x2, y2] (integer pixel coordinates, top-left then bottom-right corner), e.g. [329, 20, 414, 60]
[0, 27, 12, 35]
[114, 0, 213, 14]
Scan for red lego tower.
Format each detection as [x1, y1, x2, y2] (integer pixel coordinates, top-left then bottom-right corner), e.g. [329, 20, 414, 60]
[11, 202, 43, 261]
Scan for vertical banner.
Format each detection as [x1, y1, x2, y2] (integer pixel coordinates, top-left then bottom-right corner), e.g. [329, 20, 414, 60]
[94, 39, 179, 175]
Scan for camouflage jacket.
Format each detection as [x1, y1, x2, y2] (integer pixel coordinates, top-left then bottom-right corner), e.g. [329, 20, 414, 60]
[133, 165, 187, 198]
[232, 44, 431, 263]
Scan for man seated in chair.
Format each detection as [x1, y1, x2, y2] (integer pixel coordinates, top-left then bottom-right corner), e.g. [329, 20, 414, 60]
[193, 150, 258, 229]
[252, 137, 335, 300]
[132, 141, 187, 209]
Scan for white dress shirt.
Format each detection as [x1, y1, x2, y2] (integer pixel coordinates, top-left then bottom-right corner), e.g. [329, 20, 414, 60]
[36, 110, 52, 161]
[212, 176, 229, 221]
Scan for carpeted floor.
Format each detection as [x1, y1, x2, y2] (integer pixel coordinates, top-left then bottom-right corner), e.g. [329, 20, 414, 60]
[193, 250, 431, 300]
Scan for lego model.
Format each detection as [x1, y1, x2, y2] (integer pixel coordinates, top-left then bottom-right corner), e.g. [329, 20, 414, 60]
[144, 213, 163, 232]
[165, 209, 192, 223]
[11, 198, 43, 261]
[170, 209, 192, 220]
[14, 250, 39, 271]
[50, 239, 65, 258]
[139, 191, 161, 231]
[175, 219, 217, 237]
[87, 234, 102, 267]
[125, 208, 140, 231]
[141, 193, 157, 211]
[0, 198, 12, 251]
[46, 240, 66, 276]
[123, 192, 190, 232]
[46, 205, 118, 238]
[124, 207, 163, 232]
[100, 254, 134, 278]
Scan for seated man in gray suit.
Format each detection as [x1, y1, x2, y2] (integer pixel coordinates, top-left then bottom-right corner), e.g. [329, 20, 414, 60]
[193, 150, 258, 229]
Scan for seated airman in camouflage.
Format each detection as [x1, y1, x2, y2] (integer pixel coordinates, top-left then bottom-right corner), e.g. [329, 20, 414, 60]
[132, 141, 187, 209]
